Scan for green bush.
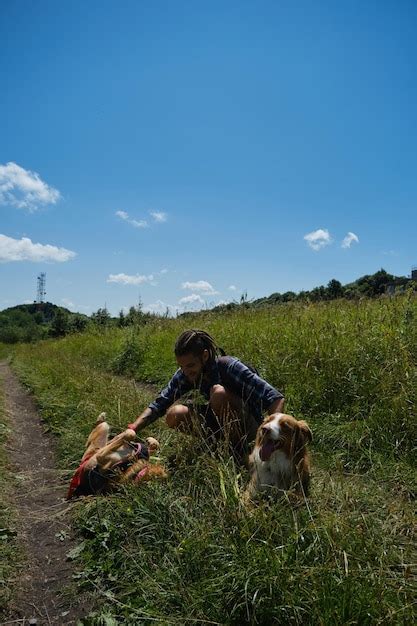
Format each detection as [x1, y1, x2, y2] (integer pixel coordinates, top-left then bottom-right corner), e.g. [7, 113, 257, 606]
[111, 331, 146, 376]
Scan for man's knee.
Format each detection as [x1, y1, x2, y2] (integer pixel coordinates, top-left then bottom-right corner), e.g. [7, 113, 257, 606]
[166, 404, 189, 429]
[210, 385, 238, 416]
[210, 384, 227, 406]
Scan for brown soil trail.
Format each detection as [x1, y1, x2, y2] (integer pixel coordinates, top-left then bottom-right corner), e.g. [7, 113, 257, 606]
[0, 361, 93, 625]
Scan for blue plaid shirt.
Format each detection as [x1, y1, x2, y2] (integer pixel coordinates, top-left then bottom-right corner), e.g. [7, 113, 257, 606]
[148, 356, 283, 425]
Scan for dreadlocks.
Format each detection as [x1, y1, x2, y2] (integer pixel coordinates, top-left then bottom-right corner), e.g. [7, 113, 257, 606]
[174, 329, 225, 363]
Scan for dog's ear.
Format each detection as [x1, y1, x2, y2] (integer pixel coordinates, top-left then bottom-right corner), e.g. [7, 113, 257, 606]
[292, 420, 312, 460]
[298, 420, 312, 444]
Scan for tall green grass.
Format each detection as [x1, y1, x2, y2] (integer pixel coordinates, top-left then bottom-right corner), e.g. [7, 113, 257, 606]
[16, 295, 416, 465]
[141, 297, 417, 462]
[8, 295, 417, 624]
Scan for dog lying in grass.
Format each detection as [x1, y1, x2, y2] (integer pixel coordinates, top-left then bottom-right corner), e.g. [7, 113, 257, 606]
[67, 413, 167, 499]
[245, 413, 312, 502]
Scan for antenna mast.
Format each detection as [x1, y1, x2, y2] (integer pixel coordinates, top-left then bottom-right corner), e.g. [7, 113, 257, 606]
[36, 273, 46, 303]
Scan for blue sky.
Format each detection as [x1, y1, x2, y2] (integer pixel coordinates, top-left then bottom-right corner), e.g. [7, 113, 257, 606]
[1, 0, 416, 316]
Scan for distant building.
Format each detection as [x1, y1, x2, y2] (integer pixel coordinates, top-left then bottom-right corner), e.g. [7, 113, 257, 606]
[412, 267, 417, 281]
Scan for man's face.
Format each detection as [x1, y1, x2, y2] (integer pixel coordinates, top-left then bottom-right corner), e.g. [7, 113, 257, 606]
[176, 350, 209, 383]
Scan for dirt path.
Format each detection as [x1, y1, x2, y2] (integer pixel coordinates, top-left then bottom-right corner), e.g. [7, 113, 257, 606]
[0, 361, 93, 625]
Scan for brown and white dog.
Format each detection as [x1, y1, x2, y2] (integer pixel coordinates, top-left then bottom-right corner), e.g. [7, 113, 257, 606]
[67, 413, 167, 499]
[246, 413, 312, 501]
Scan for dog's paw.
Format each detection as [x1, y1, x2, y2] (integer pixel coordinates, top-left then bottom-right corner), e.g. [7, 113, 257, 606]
[96, 412, 107, 424]
[146, 436, 160, 452]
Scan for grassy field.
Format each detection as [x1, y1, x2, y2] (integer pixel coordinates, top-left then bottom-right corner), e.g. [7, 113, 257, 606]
[3, 295, 417, 624]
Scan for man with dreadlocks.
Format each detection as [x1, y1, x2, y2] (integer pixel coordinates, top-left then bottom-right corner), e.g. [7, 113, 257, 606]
[127, 329, 284, 461]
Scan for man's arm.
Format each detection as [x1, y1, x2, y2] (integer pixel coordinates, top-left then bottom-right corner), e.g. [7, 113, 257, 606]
[128, 369, 189, 432]
[128, 407, 154, 433]
[266, 396, 285, 415]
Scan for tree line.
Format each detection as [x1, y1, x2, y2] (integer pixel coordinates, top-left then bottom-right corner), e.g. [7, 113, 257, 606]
[0, 302, 154, 344]
[211, 268, 416, 313]
[1, 269, 415, 344]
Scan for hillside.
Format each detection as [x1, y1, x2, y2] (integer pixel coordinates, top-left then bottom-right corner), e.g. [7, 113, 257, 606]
[0, 302, 88, 343]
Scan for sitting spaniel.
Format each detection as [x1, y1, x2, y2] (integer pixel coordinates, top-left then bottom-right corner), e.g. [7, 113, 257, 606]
[246, 413, 312, 502]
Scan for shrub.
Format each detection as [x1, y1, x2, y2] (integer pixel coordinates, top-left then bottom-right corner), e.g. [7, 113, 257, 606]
[111, 332, 146, 376]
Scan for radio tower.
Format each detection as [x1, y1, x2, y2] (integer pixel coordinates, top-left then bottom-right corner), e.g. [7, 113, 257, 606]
[36, 273, 46, 303]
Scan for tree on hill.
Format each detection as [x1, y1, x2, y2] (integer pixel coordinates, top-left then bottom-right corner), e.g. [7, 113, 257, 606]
[309, 285, 327, 302]
[91, 307, 111, 326]
[118, 310, 127, 328]
[327, 279, 344, 299]
[281, 291, 297, 302]
[69, 314, 89, 333]
[352, 269, 394, 297]
[50, 309, 69, 337]
[123, 304, 155, 326]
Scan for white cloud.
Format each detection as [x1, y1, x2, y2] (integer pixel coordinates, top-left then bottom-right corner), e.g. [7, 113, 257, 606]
[0, 234, 76, 262]
[107, 273, 155, 286]
[228, 285, 237, 291]
[181, 280, 219, 295]
[61, 298, 75, 309]
[341, 232, 359, 249]
[116, 210, 148, 229]
[304, 228, 332, 251]
[213, 299, 228, 306]
[0, 162, 60, 211]
[107, 268, 167, 286]
[153, 268, 168, 279]
[116, 209, 167, 228]
[130, 218, 148, 228]
[150, 211, 167, 223]
[179, 293, 205, 305]
[143, 300, 176, 316]
[61, 299, 91, 313]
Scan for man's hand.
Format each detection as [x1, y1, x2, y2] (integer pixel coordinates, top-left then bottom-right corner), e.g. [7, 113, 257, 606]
[127, 407, 153, 433]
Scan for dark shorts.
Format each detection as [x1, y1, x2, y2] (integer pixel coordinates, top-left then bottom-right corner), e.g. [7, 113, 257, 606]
[182, 400, 222, 437]
[182, 399, 259, 463]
